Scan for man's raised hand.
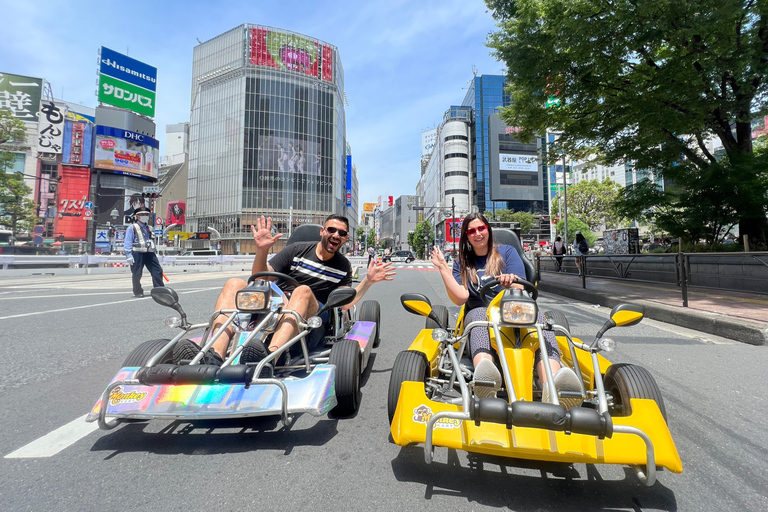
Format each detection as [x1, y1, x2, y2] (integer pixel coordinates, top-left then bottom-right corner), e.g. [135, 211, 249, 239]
[251, 216, 282, 251]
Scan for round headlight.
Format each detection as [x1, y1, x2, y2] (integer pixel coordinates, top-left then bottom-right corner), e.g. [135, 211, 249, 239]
[431, 328, 449, 342]
[165, 316, 182, 328]
[307, 316, 323, 329]
[597, 337, 616, 352]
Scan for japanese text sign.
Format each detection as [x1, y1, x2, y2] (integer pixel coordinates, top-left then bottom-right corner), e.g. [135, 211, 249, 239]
[0, 72, 42, 121]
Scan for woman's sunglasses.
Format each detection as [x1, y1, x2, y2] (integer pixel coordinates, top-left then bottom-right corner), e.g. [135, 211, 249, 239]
[466, 225, 488, 236]
[325, 226, 349, 237]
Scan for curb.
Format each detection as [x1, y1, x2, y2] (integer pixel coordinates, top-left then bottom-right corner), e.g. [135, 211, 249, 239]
[537, 281, 767, 346]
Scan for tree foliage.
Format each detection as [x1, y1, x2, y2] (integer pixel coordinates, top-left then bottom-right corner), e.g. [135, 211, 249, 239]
[554, 216, 594, 246]
[1, 109, 35, 234]
[486, 209, 535, 232]
[410, 220, 434, 259]
[486, 0, 768, 242]
[551, 178, 625, 230]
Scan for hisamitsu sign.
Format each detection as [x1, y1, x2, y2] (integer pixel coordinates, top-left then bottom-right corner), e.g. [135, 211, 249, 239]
[99, 47, 157, 93]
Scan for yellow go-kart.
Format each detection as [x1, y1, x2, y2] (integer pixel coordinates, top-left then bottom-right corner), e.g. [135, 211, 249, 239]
[388, 278, 682, 486]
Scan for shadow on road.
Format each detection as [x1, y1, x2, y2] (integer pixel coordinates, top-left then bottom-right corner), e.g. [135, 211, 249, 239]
[390, 446, 678, 511]
[89, 416, 339, 459]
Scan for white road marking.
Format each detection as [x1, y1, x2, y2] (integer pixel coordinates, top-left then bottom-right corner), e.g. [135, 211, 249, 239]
[5, 414, 98, 458]
[0, 287, 220, 320]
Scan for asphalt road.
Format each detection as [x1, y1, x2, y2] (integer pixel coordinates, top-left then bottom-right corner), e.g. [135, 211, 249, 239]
[0, 264, 766, 511]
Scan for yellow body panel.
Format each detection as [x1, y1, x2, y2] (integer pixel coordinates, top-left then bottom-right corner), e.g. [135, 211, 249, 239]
[391, 382, 682, 473]
[404, 329, 442, 375]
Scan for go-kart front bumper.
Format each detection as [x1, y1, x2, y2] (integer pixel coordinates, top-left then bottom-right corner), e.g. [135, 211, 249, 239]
[86, 364, 337, 429]
[391, 382, 682, 484]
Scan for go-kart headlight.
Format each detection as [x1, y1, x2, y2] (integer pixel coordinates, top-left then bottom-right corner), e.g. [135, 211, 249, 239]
[500, 290, 538, 326]
[236, 281, 272, 312]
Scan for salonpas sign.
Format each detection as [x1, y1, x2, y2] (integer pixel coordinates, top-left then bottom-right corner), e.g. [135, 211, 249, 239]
[97, 47, 157, 118]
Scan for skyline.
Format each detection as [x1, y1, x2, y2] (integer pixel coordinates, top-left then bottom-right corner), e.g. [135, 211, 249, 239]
[0, 0, 504, 206]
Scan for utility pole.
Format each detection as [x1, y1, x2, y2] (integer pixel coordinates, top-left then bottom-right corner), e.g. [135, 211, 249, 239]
[562, 147, 568, 249]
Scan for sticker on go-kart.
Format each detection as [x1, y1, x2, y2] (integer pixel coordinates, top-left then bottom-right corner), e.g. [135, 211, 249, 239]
[109, 386, 148, 406]
[412, 404, 461, 429]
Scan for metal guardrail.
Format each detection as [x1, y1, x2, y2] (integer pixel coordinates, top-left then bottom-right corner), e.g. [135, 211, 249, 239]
[535, 252, 768, 306]
[0, 254, 257, 271]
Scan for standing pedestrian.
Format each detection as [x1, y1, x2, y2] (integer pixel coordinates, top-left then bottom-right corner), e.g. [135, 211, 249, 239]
[553, 235, 565, 272]
[124, 206, 164, 298]
[573, 231, 589, 277]
[368, 246, 375, 266]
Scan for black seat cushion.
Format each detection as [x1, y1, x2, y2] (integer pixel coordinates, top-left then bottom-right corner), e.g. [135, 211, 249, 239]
[285, 224, 323, 246]
[493, 229, 538, 283]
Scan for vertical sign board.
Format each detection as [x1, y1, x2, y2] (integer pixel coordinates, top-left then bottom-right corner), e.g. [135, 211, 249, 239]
[346, 155, 352, 207]
[0, 72, 43, 121]
[55, 166, 91, 240]
[98, 47, 157, 117]
[37, 101, 65, 154]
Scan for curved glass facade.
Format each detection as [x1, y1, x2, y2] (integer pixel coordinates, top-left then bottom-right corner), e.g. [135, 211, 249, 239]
[188, 25, 345, 253]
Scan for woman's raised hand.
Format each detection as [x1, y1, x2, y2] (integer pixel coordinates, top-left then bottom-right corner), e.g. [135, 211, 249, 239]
[430, 245, 448, 270]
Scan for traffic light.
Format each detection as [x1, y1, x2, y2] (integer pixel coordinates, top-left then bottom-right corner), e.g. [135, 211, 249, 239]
[142, 192, 159, 199]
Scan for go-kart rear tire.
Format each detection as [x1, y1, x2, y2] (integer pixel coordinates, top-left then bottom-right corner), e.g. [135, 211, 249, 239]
[358, 300, 381, 348]
[329, 339, 361, 416]
[123, 339, 173, 367]
[425, 304, 449, 330]
[387, 350, 429, 424]
[604, 363, 667, 421]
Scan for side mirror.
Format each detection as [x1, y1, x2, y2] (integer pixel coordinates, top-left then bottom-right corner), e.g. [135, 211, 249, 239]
[318, 288, 357, 315]
[609, 304, 645, 327]
[151, 287, 180, 308]
[400, 293, 433, 318]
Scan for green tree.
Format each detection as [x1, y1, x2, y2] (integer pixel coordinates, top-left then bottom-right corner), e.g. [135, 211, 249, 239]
[555, 217, 594, 246]
[486, 0, 768, 243]
[509, 211, 535, 232]
[355, 226, 365, 245]
[551, 178, 625, 231]
[1, 109, 36, 235]
[410, 220, 434, 259]
[366, 228, 376, 248]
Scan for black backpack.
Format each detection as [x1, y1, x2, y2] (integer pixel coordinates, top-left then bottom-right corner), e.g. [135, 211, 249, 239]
[578, 239, 588, 254]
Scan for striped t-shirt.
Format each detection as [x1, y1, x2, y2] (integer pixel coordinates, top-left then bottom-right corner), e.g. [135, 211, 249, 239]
[268, 242, 352, 303]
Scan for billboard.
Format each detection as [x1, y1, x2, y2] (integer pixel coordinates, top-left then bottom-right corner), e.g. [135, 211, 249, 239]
[422, 129, 437, 157]
[445, 218, 463, 243]
[167, 201, 186, 225]
[124, 190, 149, 224]
[488, 114, 542, 202]
[37, 100, 65, 154]
[0, 72, 42, 121]
[61, 115, 94, 166]
[346, 155, 352, 207]
[363, 202, 377, 213]
[255, 135, 321, 175]
[249, 27, 334, 82]
[55, 166, 91, 240]
[98, 47, 157, 117]
[94, 125, 159, 180]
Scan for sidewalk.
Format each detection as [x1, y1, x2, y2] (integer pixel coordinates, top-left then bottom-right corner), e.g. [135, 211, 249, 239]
[537, 271, 768, 346]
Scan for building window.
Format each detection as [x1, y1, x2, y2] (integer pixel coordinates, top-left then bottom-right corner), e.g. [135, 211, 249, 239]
[445, 153, 468, 160]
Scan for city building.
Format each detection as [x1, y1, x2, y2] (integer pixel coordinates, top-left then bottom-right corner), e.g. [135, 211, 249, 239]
[187, 24, 347, 254]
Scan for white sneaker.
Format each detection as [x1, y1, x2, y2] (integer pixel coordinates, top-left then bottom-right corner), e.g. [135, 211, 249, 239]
[542, 367, 583, 409]
[473, 358, 501, 399]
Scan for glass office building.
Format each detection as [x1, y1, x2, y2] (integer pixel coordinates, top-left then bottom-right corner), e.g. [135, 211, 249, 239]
[188, 25, 346, 253]
[462, 75, 549, 215]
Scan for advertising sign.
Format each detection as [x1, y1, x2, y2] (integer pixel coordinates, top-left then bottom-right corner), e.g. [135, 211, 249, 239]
[255, 135, 322, 176]
[55, 166, 91, 239]
[488, 114, 542, 202]
[249, 27, 334, 82]
[36, 101, 65, 154]
[99, 47, 157, 93]
[0, 72, 42, 121]
[167, 201, 186, 226]
[346, 155, 352, 207]
[94, 125, 159, 180]
[363, 202, 377, 213]
[422, 129, 437, 157]
[62, 119, 93, 166]
[98, 73, 156, 117]
[445, 218, 463, 243]
[96, 187, 125, 226]
[499, 154, 538, 172]
[124, 191, 149, 224]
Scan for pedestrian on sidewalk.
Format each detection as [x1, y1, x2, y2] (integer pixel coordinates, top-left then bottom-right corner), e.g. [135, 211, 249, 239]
[553, 235, 565, 272]
[124, 206, 164, 298]
[573, 231, 589, 277]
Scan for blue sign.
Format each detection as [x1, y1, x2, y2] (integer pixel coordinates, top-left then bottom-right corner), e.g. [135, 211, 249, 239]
[84, 201, 94, 210]
[100, 47, 157, 92]
[95, 125, 159, 149]
[346, 155, 352, 207]
[154, 229, 163, 237]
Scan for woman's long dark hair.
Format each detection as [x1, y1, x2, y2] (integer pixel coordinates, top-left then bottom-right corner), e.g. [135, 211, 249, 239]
[458, 212, 502, 285]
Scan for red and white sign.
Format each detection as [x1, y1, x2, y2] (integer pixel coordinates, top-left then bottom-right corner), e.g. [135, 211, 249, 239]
[83, 209, 93, 218]
[155, 217, 163, 226]
[99, 139, 116, 148]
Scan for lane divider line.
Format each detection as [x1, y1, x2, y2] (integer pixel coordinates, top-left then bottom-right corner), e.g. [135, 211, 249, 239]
[5, 414, 98, 459]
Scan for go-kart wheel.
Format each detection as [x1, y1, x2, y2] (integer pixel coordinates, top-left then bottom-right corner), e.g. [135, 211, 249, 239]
[123, 339, 173, 367]
[329, 339, 361, 416]
[358, 300, 381, 348]
[246, 271, 300, 288]
[543, 310, 570, 333]
[478, 277, 538, 305]
[604, 363, 667, 421]
[387, 350, 429, 424]
[425, 304, 449, 330]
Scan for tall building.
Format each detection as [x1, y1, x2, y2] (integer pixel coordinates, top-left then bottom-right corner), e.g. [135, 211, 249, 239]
[187, 25, 346, 253]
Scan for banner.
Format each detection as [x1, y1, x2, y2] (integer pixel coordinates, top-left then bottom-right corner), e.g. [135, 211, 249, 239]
[167, 201, 186, 225]
[363, 202, 377, 213]
[55, 166, 91, 240]
[346, 155, 352, 207]
[422, 129, 437, 157]
[94, 125, 159, 179]
[445, 218, 463, 243]
[62, 118, 93, 166]
[98, 73, 156, 117]
[0, 72, 43, 121]
[37, 100, 65, 154]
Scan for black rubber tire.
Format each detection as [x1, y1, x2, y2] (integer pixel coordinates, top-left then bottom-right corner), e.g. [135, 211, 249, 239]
[358, 300, 381, 348]
[329, 339, 361, 416]
[122, 339, 173, 367]
[604, 363, 667, 421]
[425, 304, 449, 330]
[543, 310, 570, 333]
[387, 350, 429, 424]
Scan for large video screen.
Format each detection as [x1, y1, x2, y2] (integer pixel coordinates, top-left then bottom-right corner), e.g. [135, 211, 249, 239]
[488, 114, 542, 202]
[94, 126, 159, 180]
[249, 26, 333, 82]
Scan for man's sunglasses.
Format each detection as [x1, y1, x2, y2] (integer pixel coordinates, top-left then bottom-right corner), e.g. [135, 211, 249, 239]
[466, 225, 488, 236]
[325, 226, 348, 237]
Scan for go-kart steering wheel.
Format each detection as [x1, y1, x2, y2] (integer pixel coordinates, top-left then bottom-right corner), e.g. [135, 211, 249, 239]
[247, 271, 301, 288]
[477, 276, 538, 305]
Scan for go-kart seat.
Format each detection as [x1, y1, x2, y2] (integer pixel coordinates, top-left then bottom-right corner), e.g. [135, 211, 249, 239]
[493, 229, 538, 283]
[285, 224, 323, 246]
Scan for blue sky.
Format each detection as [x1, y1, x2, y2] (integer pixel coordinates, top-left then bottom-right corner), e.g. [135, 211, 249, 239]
[0, 0, 503, 204]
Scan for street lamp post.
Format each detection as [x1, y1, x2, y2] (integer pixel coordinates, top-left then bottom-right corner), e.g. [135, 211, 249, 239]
[451, 197, 456, 257]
